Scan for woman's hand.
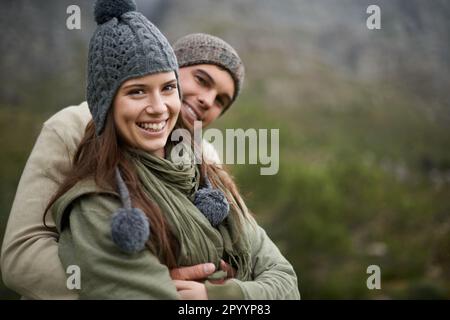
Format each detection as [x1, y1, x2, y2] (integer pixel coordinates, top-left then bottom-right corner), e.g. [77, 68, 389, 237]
[173, 280, 208, 300]
[170, 260, 237, 299]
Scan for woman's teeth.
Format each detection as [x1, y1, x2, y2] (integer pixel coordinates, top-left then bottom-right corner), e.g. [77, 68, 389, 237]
[137, 121, 166, 132]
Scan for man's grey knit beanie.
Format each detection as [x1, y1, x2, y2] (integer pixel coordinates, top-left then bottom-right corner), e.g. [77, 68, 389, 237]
[173, 33, 245, 111]
[87, 0, 180, 135]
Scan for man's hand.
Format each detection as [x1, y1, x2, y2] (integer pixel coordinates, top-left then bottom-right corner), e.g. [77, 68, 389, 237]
[170, 260, 237, 284]
[173, 280, 208, 300]
[208, 260, 238, 284]
[170, 263, 216, 281]
[220, 259, 236, 278]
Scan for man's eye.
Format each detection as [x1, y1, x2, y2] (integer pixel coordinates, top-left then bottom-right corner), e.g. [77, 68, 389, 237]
[216, 97, 225, 108]
[195, 75, 207, 86]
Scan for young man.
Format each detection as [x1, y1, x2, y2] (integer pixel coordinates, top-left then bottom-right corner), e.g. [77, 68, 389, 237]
[1, 33, 245, 299]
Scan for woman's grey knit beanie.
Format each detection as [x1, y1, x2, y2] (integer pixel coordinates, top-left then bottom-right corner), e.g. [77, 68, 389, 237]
[173, 33, 245, 111]
[87, 0, 180, 135]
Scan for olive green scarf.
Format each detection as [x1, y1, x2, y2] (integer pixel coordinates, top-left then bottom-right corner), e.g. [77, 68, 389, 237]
[127, 147, 253, 281]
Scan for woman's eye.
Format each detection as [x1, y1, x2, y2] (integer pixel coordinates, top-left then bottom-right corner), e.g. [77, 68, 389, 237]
[129, 89, 145, 96]
[163, 84, 177, 91]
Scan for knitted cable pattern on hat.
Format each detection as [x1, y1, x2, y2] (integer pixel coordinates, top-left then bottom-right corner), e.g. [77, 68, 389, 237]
[87, 0, 180, 135]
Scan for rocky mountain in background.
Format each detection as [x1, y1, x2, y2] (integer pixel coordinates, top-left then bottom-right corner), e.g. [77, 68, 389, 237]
[159, 0, 450, 108]
[1, 0, 449, 112]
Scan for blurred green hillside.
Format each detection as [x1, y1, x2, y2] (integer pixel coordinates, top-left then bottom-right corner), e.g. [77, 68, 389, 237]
[2, 65, 449, 299]
[1, 0, 449, 299]
[215, 74, 450, 299]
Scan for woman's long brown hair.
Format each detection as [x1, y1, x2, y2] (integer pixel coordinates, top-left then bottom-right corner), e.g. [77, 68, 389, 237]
[44, 111, 249, 268]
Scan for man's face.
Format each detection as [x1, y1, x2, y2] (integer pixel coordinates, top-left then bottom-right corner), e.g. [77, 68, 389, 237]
[178, 64, 235, 131]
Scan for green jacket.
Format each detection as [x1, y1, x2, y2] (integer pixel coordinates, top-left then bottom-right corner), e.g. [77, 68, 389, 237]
[52, 179, 300, 299]
[1, 102, 227, 299]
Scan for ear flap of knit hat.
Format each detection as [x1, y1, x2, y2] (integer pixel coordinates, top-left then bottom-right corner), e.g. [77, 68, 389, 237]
[194, 176, 230, 227]
[111, 167, 150, 253]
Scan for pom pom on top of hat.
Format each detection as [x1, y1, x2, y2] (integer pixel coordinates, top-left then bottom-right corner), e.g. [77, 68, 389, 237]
[111, 167, 150, 253]
[194, 176, 230, 227]
[94, 0, 137, 25]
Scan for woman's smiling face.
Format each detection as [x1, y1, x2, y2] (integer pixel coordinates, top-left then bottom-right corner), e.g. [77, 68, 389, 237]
[113, 71, 181, 158]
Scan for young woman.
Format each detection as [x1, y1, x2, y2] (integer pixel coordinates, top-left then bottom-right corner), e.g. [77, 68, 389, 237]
[1, 33, 245, 299]
[1, 0, 300, 299]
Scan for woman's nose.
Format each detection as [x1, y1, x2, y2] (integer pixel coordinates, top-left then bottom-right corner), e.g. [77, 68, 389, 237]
[145, 94, 166, 114]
